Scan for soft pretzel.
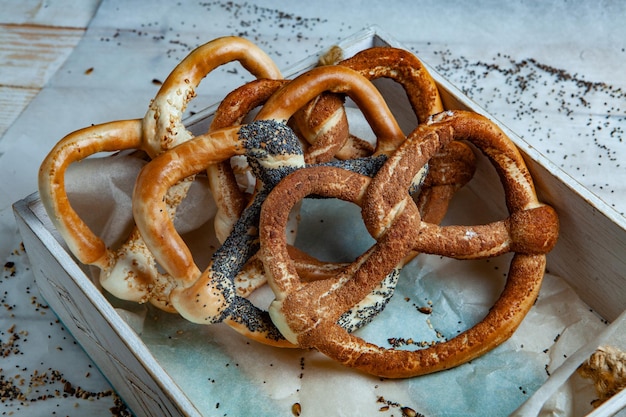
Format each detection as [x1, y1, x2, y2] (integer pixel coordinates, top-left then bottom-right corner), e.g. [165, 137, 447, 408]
[38, 36, 282, 311]
[132, 65, 409, 346]
[260, 109, 559, 378]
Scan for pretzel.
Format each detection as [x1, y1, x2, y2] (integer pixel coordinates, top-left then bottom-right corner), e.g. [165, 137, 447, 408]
[132, 65, 409, 346]
[260, 109, 559, 378]
[38, 36, 282, 311]
[209, 46, 444, 245]
[205, 78, 356, 301]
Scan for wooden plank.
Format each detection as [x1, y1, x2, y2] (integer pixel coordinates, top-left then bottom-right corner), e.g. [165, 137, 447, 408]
[0, 23, 85, 136]
[0, 86, 38, 137]
[0, 0, 100, 27]
[0, 23, 85, 88]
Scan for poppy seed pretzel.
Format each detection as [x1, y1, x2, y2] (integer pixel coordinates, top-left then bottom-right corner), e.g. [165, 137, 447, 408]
[261, 109, 559, 378]
[38, 36, 282, 311]
[207, 78, 353, 297]
[207, 78, 288, 244]
[207, 79, 354, 244]
[132, 65, 411, 346]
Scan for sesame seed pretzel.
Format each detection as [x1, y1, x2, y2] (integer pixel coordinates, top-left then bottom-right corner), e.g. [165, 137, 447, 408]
[38, 36, 282, 311]
[260, 109, 559, 377]
[132, 65, 412, 346]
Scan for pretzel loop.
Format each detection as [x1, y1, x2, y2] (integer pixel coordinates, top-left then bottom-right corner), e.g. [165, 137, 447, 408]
[38, 120, 143, 268]
[142, 36, 282, 157]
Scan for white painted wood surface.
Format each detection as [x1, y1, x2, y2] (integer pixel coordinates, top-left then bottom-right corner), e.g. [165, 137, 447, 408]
[0, 0, 101, 136]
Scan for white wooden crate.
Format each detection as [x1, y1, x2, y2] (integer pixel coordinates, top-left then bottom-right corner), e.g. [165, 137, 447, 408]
[13, 26, 626, 417]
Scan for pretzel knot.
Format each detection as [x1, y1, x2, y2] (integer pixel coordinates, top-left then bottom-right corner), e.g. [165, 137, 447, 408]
[260, 109, 559, 378]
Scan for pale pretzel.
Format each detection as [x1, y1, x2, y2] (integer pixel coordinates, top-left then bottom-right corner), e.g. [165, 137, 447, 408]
[38, 36, 282, 311]
[261, 109, 559, 378]
[132, 65, 408, 346]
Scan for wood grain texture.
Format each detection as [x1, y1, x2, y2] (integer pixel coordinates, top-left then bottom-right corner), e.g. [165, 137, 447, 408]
[0, 23, 85, 136]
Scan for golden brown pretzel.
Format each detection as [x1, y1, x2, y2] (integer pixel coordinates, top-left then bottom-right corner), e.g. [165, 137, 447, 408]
[260, 110, 559, 378]
[132, 65, 407, 346]
[38, 36, 282, 310]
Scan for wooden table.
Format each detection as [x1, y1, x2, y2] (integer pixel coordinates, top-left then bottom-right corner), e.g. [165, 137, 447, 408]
[0, 0, 100, 137]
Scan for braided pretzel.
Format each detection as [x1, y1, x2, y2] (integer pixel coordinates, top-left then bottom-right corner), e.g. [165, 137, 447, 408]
[132, 65, 409, 346]
[38, 36, 281, 311]
[260, 109, 559, 377]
